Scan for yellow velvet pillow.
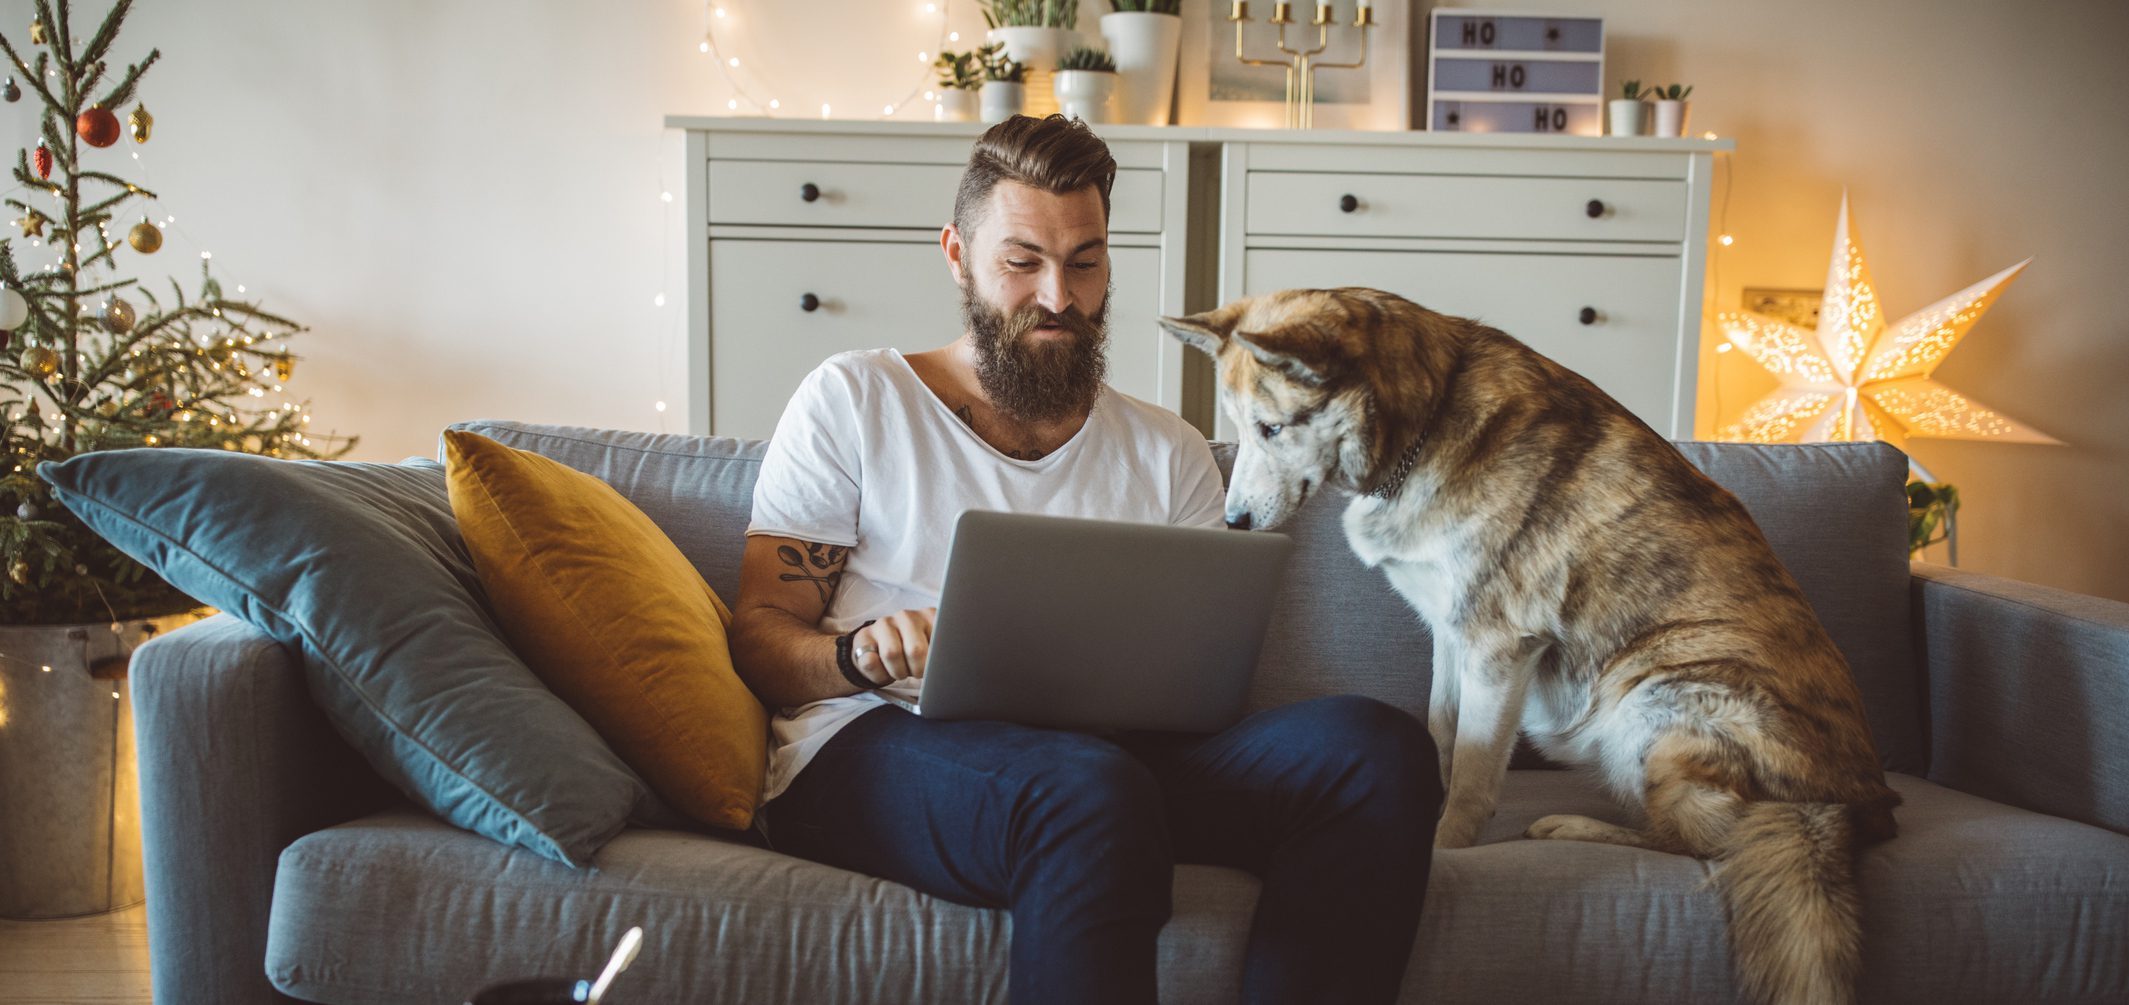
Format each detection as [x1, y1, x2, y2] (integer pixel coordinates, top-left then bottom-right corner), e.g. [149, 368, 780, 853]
[442, 430, 765, 831]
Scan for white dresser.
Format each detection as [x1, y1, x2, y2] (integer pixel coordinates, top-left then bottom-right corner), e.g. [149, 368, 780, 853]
[670, 118, 1200, 442]
[667, 117, 1727, 441]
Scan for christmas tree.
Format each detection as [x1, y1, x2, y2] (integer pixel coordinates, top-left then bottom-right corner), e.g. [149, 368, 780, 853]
[2, 0, 353, 625]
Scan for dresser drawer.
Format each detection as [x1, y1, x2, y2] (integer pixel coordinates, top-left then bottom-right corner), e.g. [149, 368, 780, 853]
[710, 240, 1172, 439]
[709, 161, 1166, 233]
[1244, 173, 1687, 243]
[1243, 248, 1686, 434]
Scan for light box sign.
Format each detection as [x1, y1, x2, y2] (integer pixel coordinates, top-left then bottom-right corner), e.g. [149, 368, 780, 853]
[1426, 9, 1605, 135]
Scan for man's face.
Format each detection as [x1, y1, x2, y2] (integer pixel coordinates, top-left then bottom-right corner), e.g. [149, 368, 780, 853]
[951, 181, 1112, 424]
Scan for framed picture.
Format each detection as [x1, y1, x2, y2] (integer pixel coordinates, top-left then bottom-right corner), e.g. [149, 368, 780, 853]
[1175, 0, 1415, 130]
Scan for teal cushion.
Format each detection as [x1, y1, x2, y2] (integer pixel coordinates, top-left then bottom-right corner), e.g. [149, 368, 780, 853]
[39, 449, 652, 867]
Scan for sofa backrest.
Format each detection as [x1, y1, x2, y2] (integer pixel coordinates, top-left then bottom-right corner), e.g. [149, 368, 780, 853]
[450, 421, 1922, 774]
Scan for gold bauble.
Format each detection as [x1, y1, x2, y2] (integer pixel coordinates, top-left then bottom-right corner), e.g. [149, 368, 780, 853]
[274, 356, 295, 382]
[100, 295, 135, 334]
[128, 219, 163, 254]
[19, 345, 61, 376]
[129, 103, 153, 143]
[29, 19, 47, 45]
[8, 559, 30, 585]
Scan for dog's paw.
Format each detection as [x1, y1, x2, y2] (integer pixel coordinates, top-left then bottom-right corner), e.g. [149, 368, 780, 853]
[1524, 814, 1578, 840]
[1433, 822, 1480, 849]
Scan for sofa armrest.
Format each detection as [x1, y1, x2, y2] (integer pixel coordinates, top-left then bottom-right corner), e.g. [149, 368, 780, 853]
[1913, 563, 2129, 835]
[133, 614, 397, 1005]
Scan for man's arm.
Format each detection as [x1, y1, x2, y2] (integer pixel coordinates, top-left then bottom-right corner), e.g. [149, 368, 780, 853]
[730, 534, 935, 708]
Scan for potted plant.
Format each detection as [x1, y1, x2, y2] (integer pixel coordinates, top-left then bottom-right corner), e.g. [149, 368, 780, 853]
[1054, 46, 1119, 123]
[1650, 82, 1693, 137]
[1100, 0, 1182, 125]
[984, 0, 1080, 116]
[977, 42, 1029, 124]
[932, 48, 984, 122]
[1608, 79, 1648, 137]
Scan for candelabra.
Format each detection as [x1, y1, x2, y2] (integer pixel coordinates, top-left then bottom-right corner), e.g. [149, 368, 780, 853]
[1228, 0, 1376, 129]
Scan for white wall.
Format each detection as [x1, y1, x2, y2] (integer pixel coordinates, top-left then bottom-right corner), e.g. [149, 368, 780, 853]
[7, 0, 2123, 602]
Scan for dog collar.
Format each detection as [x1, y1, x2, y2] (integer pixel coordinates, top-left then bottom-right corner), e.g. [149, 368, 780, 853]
[1365, 436, 1426, 500]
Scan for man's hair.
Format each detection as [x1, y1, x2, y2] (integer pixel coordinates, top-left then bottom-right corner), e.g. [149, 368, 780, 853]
[953, 114, 1117, 243]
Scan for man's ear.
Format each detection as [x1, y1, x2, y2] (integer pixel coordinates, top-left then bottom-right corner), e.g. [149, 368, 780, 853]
[1158, 299, 1249, 358]
[940, 223, 966, 285]
[1231, 331, 1332, 387]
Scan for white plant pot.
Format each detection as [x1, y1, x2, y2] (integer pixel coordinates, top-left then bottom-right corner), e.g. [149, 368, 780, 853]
[980, 81, 1026, 124]
[1607, 99, 1648, 137]
[1100, 11, 1182, 125]
[989, 26, 1075, 116]
[936, 88, 980, 122]
[1054, 70, 1118, 124]
[1652, 99, 1689, 137]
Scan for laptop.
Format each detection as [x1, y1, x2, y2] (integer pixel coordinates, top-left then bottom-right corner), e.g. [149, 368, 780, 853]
[916, 510, 1295, 733]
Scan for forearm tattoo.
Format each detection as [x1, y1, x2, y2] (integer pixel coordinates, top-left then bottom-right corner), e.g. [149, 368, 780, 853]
[777, 543, 847, 604]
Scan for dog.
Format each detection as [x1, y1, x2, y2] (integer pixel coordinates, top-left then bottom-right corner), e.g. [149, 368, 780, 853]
[1161, 287, 1902, 1005]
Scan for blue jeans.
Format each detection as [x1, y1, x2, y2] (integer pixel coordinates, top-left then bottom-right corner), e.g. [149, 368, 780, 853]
[763, 695, 1442, 1004]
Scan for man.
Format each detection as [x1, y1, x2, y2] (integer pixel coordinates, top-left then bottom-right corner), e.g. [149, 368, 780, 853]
[731, 114, 1440, 1004]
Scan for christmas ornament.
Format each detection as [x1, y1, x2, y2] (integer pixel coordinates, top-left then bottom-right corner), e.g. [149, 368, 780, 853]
[100, 295, 135, 334]
[1717, 194, 2056, 446]
[274, 356, 295, 382]
[4, 77, 19, 102]
[0, 285, 27, 329]
[29, 18, 46, 45]
[128, 218, 162, 253]
[9, 560, 30, 586]
[20, 344, 61, 377]
[128, 103, 153, 142]
[33, 139, 51, 179]
[14, 213, 44, 238]
[77, 106, 122, 147]
[16, 501, 37, 520]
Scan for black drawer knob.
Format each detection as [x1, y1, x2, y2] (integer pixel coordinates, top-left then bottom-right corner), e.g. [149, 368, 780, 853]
[800, 293, 821, 313]
[1585, 199, 1606, 219]
[800, 182, 821, 203]
[1579, 306, 1599, 325]
[1338, 193, 1360, 213]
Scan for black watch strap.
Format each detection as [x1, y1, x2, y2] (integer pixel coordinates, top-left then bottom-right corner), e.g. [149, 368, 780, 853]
[835, 619, 883, 690]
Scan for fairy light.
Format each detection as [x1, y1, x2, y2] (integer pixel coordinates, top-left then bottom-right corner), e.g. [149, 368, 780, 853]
[700, 0, 952, 119]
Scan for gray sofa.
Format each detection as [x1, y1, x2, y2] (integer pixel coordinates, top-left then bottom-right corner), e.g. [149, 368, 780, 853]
[131, 420, 2129, 1004]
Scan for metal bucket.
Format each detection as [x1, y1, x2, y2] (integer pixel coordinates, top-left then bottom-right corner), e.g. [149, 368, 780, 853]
[0, 611, 207, 919]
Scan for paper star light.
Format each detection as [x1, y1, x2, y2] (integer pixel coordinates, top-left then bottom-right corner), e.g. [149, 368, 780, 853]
[1715, 195, 2056, 446]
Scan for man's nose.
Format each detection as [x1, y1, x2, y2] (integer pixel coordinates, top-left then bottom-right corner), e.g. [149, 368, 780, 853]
[1034, 264, 1070, 313]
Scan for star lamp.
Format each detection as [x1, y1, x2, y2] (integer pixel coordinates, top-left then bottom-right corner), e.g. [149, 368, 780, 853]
[1715, 194, 2057, 446]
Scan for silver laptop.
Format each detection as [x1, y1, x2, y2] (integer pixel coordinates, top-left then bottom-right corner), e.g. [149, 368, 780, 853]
[917, 510, 1295, 733]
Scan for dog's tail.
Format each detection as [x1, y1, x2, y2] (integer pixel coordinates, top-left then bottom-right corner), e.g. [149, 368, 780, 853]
[1715, 801, 1867, 1005]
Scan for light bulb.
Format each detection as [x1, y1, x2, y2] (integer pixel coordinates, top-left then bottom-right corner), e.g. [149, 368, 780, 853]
[660, 191, 673, 203]
[728, 57, 740, 67]
[715, 6, 726, 16]
[653, 293, 667, 307]
[821, 103, 832, 118]
[1716, 343, 1734, 353]
[1718, 234, 1734, 246]
[655, 401, 668, 412]
[699, 41, 710, 53]
[728, 98, 738, 110]
[884, 104, 896, 115]
[949, 31, 959, 41]
[769, 99, 780, 109]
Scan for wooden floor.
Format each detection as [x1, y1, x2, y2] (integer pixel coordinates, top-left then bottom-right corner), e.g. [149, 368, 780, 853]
[0, 903, 153, 1004]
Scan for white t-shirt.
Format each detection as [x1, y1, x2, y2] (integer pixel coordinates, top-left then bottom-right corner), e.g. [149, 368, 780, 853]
[746, 348, 1227, 801]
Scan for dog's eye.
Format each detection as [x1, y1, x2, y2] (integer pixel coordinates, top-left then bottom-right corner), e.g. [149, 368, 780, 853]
[1257, 422, 1284, 439]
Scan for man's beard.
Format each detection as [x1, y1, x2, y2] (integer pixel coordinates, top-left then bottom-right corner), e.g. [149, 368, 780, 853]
[961, 281, 1111, 425]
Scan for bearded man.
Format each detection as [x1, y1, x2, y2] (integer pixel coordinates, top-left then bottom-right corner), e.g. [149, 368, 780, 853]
[731, 114, 1441, 1005]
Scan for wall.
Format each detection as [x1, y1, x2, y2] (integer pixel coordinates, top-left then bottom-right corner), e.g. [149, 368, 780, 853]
[5, 0, 2122, 601]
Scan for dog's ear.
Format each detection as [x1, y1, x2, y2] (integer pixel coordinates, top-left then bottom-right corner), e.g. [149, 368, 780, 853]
[1232, 331, 1331, 387]
[1159, 302, 1245, 358]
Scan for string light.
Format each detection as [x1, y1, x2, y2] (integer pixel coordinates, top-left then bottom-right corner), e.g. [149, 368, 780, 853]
[699, 0, 952, 119]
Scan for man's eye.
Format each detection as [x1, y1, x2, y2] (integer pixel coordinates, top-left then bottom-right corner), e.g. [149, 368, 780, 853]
[1006, 260, 1033, 268]
[1071, 261, 1099, 270]
[1257, 422, 1284, 439]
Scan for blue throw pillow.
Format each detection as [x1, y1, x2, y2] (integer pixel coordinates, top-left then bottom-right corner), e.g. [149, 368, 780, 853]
[40, 449, 654, 867]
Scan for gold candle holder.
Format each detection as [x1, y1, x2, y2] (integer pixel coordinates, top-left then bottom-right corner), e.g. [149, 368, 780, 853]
[1230, 0, 1375, 128]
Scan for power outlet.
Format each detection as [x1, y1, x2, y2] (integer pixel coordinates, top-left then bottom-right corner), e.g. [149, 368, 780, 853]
[1740, 288, 1823, 329]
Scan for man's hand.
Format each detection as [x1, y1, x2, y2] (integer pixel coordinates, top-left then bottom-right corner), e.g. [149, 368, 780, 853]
[851, 607, 938, 684]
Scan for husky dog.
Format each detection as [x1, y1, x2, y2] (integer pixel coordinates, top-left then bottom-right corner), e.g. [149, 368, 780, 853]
[1161, 287, 1901, 1005]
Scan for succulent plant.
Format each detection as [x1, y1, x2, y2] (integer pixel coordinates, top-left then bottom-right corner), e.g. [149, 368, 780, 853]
[1057, 46, 1117, 73]
[1108, 0, 1182, 12]
[977, 41, 1029, 84]
[1650, 83, 1694, 101]
[1620, 79, 1645, 101]
[933, 49, 985, 90]
[982, 0, 1078, 30]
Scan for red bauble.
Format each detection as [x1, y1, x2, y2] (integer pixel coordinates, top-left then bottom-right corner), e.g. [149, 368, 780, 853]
[33, 140, 51, 178]
[78, 106, 122, 147]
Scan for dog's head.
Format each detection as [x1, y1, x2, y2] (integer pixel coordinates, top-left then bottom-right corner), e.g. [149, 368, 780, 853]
[1161, 287, 1450, 531]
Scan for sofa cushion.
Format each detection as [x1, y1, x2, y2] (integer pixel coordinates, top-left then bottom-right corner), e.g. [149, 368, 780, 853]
[443, 430, 768, 831]
[39, 449, 653, 867]
[1213, 440, 1925, 774]
[446, 421, 765, 602]
[264, 772, 2128, 1004]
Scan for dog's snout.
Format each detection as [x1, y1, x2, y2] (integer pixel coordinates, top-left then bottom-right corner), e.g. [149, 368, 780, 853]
[1226, 512, 1254, 531]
